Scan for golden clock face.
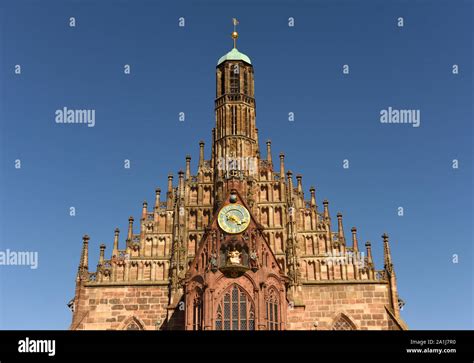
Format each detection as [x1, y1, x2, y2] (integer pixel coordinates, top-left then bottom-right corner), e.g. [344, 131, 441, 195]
[217, 204, 250, 234]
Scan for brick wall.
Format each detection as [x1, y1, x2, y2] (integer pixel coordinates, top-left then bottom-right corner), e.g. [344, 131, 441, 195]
[72, 285, 169, 330]
[287, 282, 398, 330]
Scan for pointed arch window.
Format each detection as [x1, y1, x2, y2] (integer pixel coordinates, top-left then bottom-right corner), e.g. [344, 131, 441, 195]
[332, 314, 356, 330]
[215, 285, 255, 330]
[123, 317, 144, 330]
[193, 295, 203, 330]
[244, 70, 248, 95]
[125, 322, 140, 330]
[245, 107, 249, 136]
[232, 106, 237, 135]
[221, 69, 226, 96]
[266, 288, 280, 330]
[230, 64, 240, 94]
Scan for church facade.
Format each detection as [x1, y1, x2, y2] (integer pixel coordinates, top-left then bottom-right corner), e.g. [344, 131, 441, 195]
[69, 28, 407, 331]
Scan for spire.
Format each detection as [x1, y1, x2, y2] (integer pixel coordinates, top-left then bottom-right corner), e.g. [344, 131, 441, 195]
[199, 141, 205, 167]
[185, 155, 191, 179]
[323, 200, 329, 219]
[266, 140, 272, 164]
[350, 227, 360, 280]
[232, 18, 239, 48]
[382, 233, 393, 271]
[382, 233, 401, 317]
[167, 174, 173, 192]
[167, 174, 174, 209]
[178, 170, 185, 197]
[113, 228, 120, 256]
[351, 227, 359, 252]
[142, 201, 148, 221]
[365, 241, 373, 268]
[337, 212, 345, 241]
[127, 216, 134, 241]
[99, 243, 106, 264]
[279, 153, 285, 179]
[77, 234, 89, 280]
[309, 186, 316, 208]
[296, 174, 303, 194]
[155, 188, 161, 210]
[287, 170, 294, 202]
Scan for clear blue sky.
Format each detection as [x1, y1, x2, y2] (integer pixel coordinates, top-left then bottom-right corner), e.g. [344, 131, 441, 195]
[0, 0, 472, 330]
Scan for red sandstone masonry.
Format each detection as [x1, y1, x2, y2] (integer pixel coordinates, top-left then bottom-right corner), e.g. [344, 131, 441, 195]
[76, 285, 169, 330]
[70, 40, 407, 331]
[287, 283, 396, 330]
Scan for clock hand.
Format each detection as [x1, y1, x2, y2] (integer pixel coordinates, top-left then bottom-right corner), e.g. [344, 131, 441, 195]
[227, 214, 242, 224]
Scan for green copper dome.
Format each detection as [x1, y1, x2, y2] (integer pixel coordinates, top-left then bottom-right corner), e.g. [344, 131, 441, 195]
[217, 48, 252, 66]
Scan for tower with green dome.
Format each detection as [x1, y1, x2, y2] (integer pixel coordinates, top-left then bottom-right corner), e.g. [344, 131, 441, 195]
[213, 20, 258, 183]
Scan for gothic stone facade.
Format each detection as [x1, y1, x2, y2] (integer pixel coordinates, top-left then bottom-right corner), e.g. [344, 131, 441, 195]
[69, 42, 407, 331]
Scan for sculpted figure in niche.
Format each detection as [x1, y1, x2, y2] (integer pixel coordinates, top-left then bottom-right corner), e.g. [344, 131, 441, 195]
[209, 252, 218, 271]
[227, 249, 241, 265]
[249, 250, 258, 270]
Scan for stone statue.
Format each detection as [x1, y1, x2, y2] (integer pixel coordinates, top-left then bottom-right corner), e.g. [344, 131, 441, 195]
[227, 249, 241, 265]
[209, 253, 218, 271]
[249, 250, 258, 270]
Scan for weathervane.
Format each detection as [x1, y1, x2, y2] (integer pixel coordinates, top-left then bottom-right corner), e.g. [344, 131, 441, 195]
[232, 18, 239, 48]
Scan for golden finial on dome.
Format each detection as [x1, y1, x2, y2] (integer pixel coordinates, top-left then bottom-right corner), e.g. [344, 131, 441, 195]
[232, 18, 239, 48]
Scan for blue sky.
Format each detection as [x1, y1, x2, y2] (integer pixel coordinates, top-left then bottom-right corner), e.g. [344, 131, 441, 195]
[0, 0, 472, 329]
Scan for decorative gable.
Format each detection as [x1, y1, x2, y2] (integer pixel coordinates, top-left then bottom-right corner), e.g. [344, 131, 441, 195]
[186, 188, 285, 280]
